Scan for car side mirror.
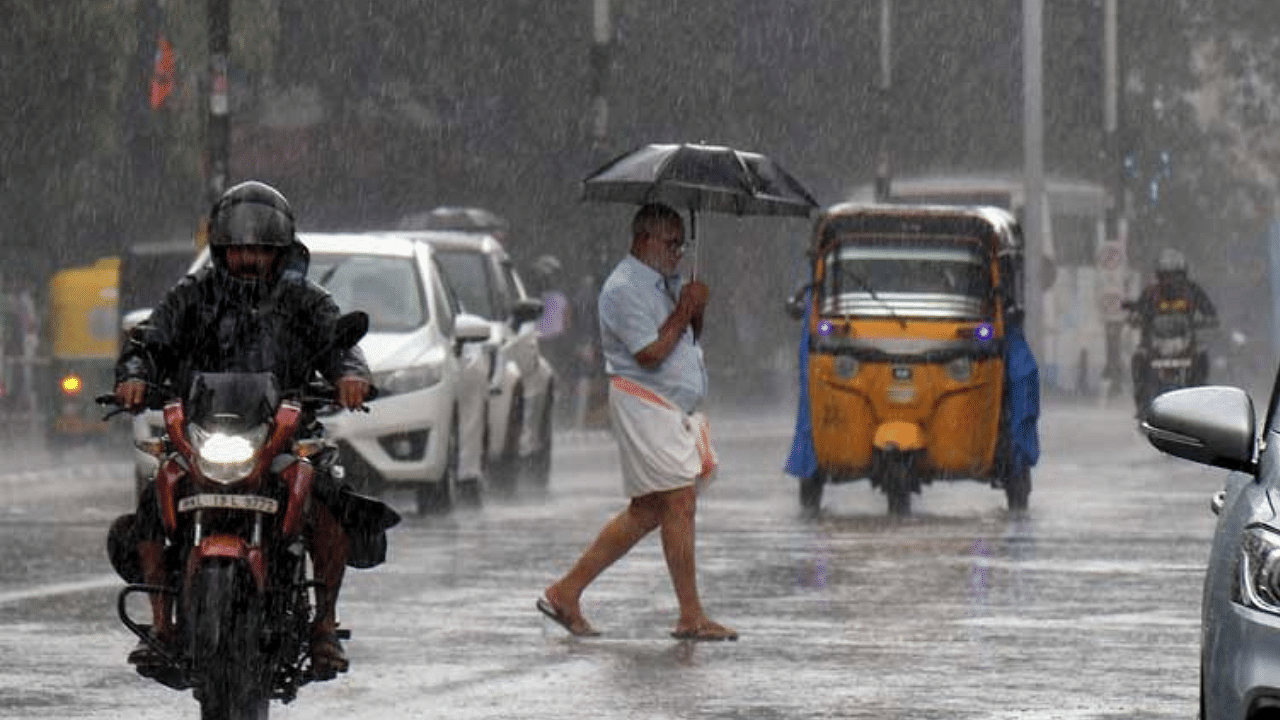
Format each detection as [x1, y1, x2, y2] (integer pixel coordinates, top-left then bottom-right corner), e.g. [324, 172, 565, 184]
[455, 313, 491, 343]
[1142, 386, 1257, 474]
[453, 312, 491, 356]
[512, 297, 543, 327]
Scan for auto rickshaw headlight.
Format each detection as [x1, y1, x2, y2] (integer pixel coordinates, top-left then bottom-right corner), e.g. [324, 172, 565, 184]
[834, 356, 859, 379]
[946, 357, 973, 382]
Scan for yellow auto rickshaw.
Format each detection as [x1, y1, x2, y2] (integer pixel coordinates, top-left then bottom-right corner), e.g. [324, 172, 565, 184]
[47, 256, 122, 445]
[786, 203, 1037, 515]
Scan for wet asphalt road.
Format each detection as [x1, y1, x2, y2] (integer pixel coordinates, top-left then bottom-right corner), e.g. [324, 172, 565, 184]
[0, 398, 1226, 719]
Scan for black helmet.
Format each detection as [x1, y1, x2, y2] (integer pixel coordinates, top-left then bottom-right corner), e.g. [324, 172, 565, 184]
[208, 180, 295, 249]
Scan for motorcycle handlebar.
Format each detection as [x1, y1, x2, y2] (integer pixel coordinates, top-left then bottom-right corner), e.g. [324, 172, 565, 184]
[97, 380, 381, 419]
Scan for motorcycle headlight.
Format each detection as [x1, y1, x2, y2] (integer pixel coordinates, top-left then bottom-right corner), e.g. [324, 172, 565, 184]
[189, 423, 269, 484]
[373, 362, 444, 397]
[1235, 526, 1280, 613]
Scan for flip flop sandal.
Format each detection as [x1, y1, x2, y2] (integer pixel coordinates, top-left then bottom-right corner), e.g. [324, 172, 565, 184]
[671, 622, 739, 642]
[536, 597, 600, 637]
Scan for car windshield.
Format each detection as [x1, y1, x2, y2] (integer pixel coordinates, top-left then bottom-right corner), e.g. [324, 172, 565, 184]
[309, 254, 425, 332]
[819, 239, 990, 320]
[433, 250, 497, 319]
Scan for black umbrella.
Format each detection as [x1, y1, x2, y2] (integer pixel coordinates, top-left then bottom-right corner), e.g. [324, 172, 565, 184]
[582, 143, 818, 273]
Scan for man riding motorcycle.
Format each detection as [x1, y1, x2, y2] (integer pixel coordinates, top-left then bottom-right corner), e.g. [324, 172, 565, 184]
[113, 180, 376, 679]
[1126, 247, 1218, 410]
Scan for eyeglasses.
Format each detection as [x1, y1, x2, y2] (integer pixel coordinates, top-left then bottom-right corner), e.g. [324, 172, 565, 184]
[654, 235, 688, 252]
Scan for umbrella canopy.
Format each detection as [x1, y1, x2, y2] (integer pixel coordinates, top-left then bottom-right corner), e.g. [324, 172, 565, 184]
[396, 206, 509, 234]
[581, 143, 818, 221]
[581, 143, 818, 276]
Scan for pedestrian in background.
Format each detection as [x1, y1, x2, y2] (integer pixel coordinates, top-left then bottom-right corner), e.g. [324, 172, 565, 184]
[528, 254, 573, 425]
[538, 202, 737, 641]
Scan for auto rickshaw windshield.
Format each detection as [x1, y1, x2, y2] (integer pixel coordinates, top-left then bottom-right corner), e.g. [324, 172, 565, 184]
[818, 236, 992, 320]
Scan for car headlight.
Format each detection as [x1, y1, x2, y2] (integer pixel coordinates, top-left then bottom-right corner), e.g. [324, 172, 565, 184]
[373, 362, 444, 397]
[189, 423, 268, 484]
[1235, 526, 1280, 613]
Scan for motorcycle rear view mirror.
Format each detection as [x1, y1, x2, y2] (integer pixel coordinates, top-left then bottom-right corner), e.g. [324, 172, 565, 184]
[334, 311, 369, 349]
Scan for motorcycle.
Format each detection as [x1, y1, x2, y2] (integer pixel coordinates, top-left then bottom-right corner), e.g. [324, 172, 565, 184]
[102, 312, 393, 719]
[1124, 302, 1212, 417]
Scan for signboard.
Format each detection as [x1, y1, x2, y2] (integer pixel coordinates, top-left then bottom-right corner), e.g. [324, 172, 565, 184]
[1097, 239, 1128, 322]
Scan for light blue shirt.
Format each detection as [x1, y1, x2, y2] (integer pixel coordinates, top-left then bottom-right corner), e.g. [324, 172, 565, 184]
[598, 254, 707, 413]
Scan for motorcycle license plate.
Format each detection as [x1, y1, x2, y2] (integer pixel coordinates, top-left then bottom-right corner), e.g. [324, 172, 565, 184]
[178, 494, 279, 514]
[1151, 358, 1192, 369]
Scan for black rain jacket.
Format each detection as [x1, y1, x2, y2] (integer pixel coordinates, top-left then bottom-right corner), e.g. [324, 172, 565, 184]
[115, 247, 370, 397]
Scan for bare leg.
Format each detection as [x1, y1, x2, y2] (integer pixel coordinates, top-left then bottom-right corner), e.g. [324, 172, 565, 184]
[138, 540, 170, 637]
[657, 486, 737, 640]
[310, 503, 349, 634]
[544, 496, 662, 628]
[308, 503, 350, 675]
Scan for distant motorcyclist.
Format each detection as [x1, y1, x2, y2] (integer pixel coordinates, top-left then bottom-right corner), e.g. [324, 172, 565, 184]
[113, 180, 375, 678]
[1125, 248, 1218, 409]
[1128, 248, 1218, 332]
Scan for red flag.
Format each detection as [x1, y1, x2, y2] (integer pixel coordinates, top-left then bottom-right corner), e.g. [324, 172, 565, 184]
[149, 35, 175, 110]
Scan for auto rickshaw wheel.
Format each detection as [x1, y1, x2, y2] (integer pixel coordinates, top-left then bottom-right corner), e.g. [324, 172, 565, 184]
[1004, 466, 1031, 512]
[875, 451, 917, 516]
[799, 474, 824, 516]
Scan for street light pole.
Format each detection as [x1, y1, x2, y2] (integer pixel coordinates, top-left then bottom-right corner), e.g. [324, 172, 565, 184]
[1100, 0, 1127, 396]
[1022, 0, 1046, 359]
[589, 0, 612, 152]
[874, 0, 893, 201]
[207, 0, 231, 208]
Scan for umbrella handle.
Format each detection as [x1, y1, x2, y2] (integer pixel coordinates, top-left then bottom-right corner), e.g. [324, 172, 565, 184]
[688, 207, 698, 280]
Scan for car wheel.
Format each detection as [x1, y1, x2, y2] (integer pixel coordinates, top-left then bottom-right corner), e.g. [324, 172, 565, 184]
[799, 474, 823, 517]
[1004, 466, 1031, 512]
[417, 412, 459, 515]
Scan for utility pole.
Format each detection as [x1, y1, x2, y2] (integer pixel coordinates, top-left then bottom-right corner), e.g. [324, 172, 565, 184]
[1022, 0, 1045, 358]
[1099, 0, 1128, 397]
[873, 0, 893, 201]
[206, 0, 231, 211]
[586, 0, 614, 276]
[589, 0, 612, 153]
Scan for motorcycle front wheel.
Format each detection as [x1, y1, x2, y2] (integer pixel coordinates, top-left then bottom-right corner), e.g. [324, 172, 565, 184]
[190, 560, 270, 720]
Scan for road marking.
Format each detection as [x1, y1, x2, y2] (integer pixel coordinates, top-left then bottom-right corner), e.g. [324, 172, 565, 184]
[0, 574, 120, 605]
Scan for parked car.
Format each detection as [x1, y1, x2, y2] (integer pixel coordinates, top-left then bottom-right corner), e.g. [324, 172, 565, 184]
[391, 229, 555, 494]
[1141, 384, 1271, 719]
[131, 232, 492, 515]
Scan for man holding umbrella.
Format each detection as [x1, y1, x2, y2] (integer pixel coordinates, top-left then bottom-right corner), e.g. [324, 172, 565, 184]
[538, 202, 737, 641]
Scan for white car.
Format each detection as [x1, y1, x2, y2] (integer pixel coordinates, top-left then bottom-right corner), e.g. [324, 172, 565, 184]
[391, 229, 556, 494]
[132, 232, 492, 515]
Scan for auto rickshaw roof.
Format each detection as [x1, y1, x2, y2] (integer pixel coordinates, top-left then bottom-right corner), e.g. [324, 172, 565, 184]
[812, 202, 1022, 256]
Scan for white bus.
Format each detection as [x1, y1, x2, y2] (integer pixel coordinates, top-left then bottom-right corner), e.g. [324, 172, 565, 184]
[852, 172, 1115, 394]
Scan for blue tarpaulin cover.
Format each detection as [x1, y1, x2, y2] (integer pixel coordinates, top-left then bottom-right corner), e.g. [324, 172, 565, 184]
[783, 292, 1040, 479]
[1003, 323, 1041, 475]
[783, 290, 818, 479]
